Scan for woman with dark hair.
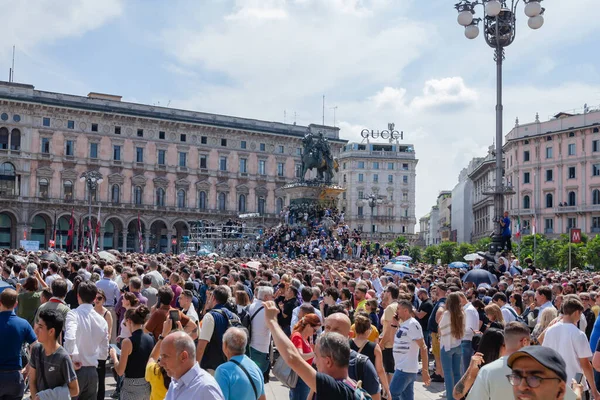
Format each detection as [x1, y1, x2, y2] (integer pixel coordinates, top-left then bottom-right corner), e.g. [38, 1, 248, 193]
[17, 276, 42, 326]
[452, 328, 505, 399]
[289, 313, 321, 400]
[94, 289, 113, 400]
[145, 318, 174, 400]
[439, 292, 465, 399]
[110, 305, 153, 400]
[510, 293, 524, 315]
[65, 275, 83, 310]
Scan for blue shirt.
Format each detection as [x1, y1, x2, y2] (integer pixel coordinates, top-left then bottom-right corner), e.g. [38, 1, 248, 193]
[502, 217, 511, 236]
[95, 277, 120, 307]
[166, 362, 224, 400]
[214, 355, 265, 400]
[0, 310, 37, 370]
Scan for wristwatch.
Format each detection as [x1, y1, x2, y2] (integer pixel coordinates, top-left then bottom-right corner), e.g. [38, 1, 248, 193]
[158, 335, 165, 341]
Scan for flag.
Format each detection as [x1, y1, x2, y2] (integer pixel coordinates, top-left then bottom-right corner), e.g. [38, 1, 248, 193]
[138, 212, 144, 253]
[78, 215, 83, 251]
[52, 211, 57, 249]
[514, 216, 521, 239]
[93, 204, 101, 252]
[87, 213, 93, 253]
[66, 208, 74, 252]
[532, 217, 536, 235]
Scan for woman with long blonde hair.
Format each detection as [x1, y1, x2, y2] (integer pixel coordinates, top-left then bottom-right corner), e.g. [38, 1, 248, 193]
[532, 307, 558, 344]
[439, 292, 465, 398]
[484, 303, 505, 330]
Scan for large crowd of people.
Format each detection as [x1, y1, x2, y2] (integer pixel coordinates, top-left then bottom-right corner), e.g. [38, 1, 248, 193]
[2, 221, 600, 400]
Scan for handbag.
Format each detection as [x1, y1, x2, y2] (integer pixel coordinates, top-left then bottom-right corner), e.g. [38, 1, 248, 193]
[272, 355, 298, 388]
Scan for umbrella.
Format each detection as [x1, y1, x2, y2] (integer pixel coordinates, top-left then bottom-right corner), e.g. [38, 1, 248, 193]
[394, 255, 412, 262]
[464, 253, 484, 261]
[449, 261, 468, 269]
[98, 251, 117, 262]
[462, 269, 498, 286]
[108, 249, 120, 256]
[197, 248, 211, 256]
[11, 255, 26, 264]
[0, 280, 12, 295]
[40, 252, 65, 265]
[207, 253, 219, 258]
[383, 262, 415, 275]
[245, 261, 261, 270]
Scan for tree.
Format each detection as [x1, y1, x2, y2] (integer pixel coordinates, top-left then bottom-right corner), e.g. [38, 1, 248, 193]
[407, 245, 422, 263]
[438, 242, 458, 265]
[586, 235, 600, 269]
[474, 237, 491, 252]
[454, 242, 476, 262]
[423, 245, 441, 265]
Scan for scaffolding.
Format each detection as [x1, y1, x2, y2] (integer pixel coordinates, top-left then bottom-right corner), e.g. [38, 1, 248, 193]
[184, 219, 264, 257]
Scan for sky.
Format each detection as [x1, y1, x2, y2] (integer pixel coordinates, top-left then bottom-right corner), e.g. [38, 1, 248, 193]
[4, 0, 600, 220]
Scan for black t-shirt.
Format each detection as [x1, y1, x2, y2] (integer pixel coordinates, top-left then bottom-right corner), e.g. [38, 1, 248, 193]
[417, 299, 433, 331]
[278, 298, 299, 328]
[315, 372, 355, 399]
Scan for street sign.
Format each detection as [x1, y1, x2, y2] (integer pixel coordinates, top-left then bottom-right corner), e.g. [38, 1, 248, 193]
[570, 228, 582, 243]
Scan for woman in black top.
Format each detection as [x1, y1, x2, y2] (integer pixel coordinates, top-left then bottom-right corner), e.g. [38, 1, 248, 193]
[278, 286, 299, 336]
[64, 275, 83, 310]
[110, 305, 153, 400]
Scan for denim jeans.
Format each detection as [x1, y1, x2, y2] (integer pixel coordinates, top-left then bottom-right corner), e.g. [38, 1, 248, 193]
[0, 370, 24, 400]
[289, 376, 310, 400]
[461, 340, 473, 375]
[389, 370, 417, 400]
[423, 330, 431, 351]
[440, 345, 462, 399]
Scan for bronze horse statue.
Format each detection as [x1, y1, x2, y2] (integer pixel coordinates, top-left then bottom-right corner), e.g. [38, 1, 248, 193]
[300, 133, 339, 182]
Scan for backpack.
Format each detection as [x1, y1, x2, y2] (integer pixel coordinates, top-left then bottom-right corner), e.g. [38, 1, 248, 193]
[342, 377, 373, 400]
[505, 306, 526, 324]
[211, 308, 244, 331]
[240, 305, 265, 345]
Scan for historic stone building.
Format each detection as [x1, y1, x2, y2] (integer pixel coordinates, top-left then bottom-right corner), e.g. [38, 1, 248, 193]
[0, 81, 344, 251]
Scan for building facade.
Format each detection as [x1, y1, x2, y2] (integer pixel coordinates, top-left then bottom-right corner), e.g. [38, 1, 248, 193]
[0, 81, 345, 251]
[504, 108, 600, 238]
[468, 146, 499, 242]
[451, 167, 474, 243]
[338, 141, 418, 240]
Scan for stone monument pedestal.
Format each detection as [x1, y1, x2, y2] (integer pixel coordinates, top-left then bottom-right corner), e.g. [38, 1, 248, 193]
[282, 181, 345, 223]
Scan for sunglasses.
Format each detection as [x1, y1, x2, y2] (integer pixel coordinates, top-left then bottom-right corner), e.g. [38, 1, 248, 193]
[96, 296, 104, 301]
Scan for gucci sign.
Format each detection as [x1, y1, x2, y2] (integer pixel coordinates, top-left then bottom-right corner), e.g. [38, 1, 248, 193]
[360, 129, 403, 140]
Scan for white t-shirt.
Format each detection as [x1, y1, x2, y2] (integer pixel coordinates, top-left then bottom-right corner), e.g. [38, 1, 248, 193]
[392, 317, 423, 373]
[199, 312, 215, 341]
[543, 321, 593, 384]
[439, 311, 462, 351]
[500, 304, 518, 323]
[463, 303, 480, 341]
[248, 300, 270, 353]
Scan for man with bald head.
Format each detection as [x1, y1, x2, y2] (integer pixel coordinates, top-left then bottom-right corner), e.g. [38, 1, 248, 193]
[324, 312, 383, 399]
[160, 331, 224, 400]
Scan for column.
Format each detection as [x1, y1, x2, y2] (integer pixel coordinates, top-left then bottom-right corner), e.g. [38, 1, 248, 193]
[167, 229, 175, 253]
[144, 229, 150, 254]
[99, 228, 105, 251]
[122, 229, 128, 253]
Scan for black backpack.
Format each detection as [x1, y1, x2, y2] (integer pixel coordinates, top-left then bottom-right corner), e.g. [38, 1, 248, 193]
[238, 305, 265, 348]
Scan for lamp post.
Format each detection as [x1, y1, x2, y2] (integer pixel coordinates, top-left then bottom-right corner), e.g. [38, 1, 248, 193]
[454, 0, 545, 253]
[363, 193, 383, 239]
[79, 170, 103, 252]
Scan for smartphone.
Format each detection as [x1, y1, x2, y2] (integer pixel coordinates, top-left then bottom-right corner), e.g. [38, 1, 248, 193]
[574, 372, 583, 384]
[169, 309, 180, 330]
[110, 344, 121, 357]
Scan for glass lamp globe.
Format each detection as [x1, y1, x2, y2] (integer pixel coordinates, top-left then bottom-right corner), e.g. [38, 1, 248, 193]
[528, 15, 544, 29]
[524, 1, 542, 17]
[97, 178, 104, 184]
[457, 10, 474, 26]
[79, 176, 86, 182]
[465, 24, 480, 39]
[485, 0, 502, 17]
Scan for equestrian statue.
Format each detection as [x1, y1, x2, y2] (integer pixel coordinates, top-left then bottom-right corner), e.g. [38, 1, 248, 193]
[300, 131, 339, 183]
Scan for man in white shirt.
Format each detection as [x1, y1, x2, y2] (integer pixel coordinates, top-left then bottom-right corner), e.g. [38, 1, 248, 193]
[45, 263, 61, 287]
[145, 260, 164, 289]
[179, 290, 199, 341]
[536, 286, 556, 312]
[492, 292, 518, 323]
[541, 296, 599, 399]
[248, 286, 273, 374]
[459, 293, 480, 375]
[64, 281, 109, 400]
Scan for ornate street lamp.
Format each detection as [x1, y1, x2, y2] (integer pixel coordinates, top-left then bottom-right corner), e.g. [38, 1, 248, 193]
[454, 0, 545, 253]
[80, 170, 103, 251]
[363, 193, 383, 237]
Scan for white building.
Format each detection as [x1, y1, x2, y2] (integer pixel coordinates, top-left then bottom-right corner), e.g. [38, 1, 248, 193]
[451, 167, 474, 243]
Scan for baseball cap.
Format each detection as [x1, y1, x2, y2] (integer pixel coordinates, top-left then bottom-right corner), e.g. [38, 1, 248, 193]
[206, 275, 217, 283]
[181, 267, 191, 275]
[507, 346, 567, 382]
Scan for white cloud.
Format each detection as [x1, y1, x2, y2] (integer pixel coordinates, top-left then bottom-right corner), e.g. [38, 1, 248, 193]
[369, 87, 407, 110]
[410, 77, 478, 111]
[225, 0, 288, 21]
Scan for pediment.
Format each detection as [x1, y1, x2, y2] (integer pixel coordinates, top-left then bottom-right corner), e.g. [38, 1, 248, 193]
[153, 177, 169, 188]
[255, 186, 268, 196]
[37, 167, 54, 178]
[132, 175, 147, 186]
[236, 185, 249, 194]
[176, 179, 190, 189]
[108, 173, 125, 184]
[195, 180, 210, 190]
[61, 168, 78, 180]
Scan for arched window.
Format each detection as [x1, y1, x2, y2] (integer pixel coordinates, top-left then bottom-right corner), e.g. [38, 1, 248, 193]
[177, 189, 186, 208]
[276, 197, 284, 214]
[39, 178, 49, 199]
[593, 189, 600, 205]
[62, 180, 73, 201]
[0, 128, 8, 150]
[523, 195, 530, 209]
[111, 184, 120, 204]
[0, 162, 16, 196]
[238, 194, 246, 213]
[134, 186, 143, 205]
[156, 187, 165, 207]
[218, 192, 226, 211]
[568, 191, 576, 206]
[545, 193, 553, 208]
[10, 129, 20, 151]
[198, 191, 206, 210]
[257, 196, 266, 214]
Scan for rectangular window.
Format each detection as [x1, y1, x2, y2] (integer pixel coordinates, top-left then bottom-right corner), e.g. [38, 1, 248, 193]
[277, 162, 284, 177]
[523, 172, 530, 184]
[258, 160, 266, 175]
[89, 143, 98, 159]
[546, 169, 553, 181]
[295, 164, 302, 178]
[358, 191, 364, 200]
[221, 138, 227, 147]
[403, 176, 408, 184]
[373, 162, 379, 170]
[403, 192, 408, 201]
[568, 143, 576, 155]
[179, 152, 187, 167]
[358, 161, 365, 169]
[41, 138, 50, 153]
[568, 166, 576, 179]
[358, 206, 364, 216]
[594, 164, 600, 176]
[158, 150, 166, 165]
[114, 126, 121, 135]
[201, 136, 207, 144]
[278, 145, 284, 154]
[388, 163, 394, 170]
[593, 217, 600, 229]
[239, 158, 247, 173]
[43, 117, 51, 127]
[113, 145, 121, 161]
[296, 148, 302, 156]
[220, 156, 227, 171]
[180, 134, 186, 142]
[200, 155, 207, 169]
[373, 174, 378, 183]
[65, 140, 74, 156]
[67, 120, 75, 129]
[402, 163, 409, 170]
[240, 141, 247, 149]
[594, 140, 600, 152]
[136, 147, 144, 163]
[388, 174, 393, 183]
[260, 143, 266, 151]
[567, 217, 577, 230]
[91, 123, 98, 132]
[546, 147, 553, 159]
[159, 131, 165, 140]
[137, 129, 144, 137]
[358, 173, 364, 183]
[544, 218, 554, 232]
[524, 151, 530, 162]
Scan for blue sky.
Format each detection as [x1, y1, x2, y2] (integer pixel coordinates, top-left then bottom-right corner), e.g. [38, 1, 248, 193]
[5, 0, 600, 220]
